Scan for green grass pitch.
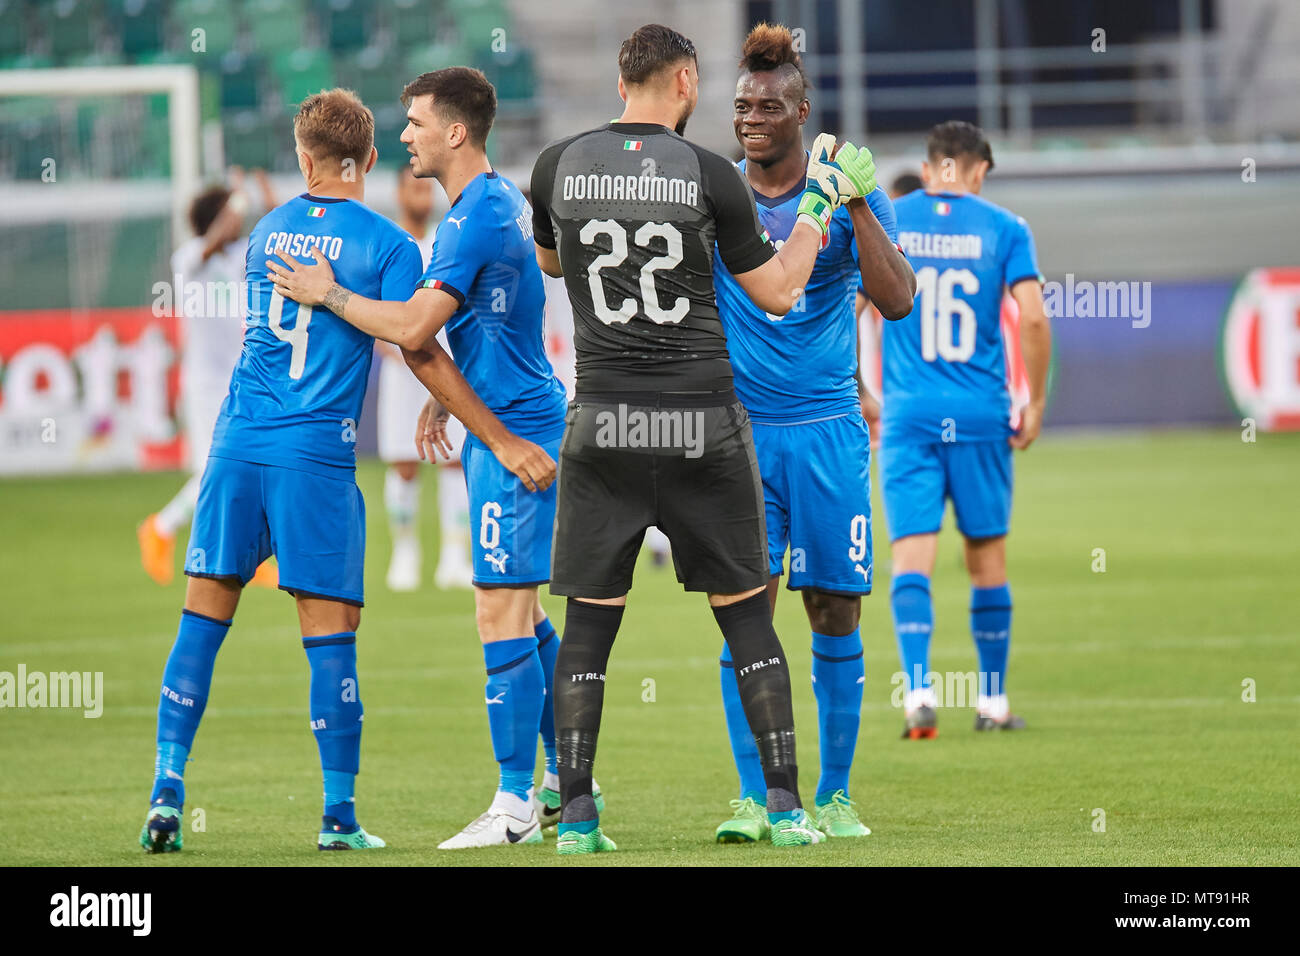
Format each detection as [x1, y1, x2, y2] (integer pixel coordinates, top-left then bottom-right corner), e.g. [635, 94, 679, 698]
[2, 429, 1297, 866]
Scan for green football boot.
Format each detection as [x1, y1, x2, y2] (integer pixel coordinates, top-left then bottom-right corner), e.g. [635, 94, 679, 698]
[555, 824, 617, 855]
[769, 807, 825, 847]
[535, 780, 605, 829]
[139, 799, 183, 854]
[317, 817, 387, 850]
[714, 796, 770, 843]
[815, 790, 872, 838]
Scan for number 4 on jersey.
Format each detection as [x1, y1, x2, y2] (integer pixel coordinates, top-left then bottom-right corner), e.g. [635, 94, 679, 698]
[268, 289, 313, 380]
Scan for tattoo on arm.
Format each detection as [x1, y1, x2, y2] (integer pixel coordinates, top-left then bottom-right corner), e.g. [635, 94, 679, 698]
[323, 283, 352, 316]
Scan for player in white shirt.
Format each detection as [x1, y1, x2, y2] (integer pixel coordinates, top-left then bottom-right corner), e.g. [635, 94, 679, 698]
[138, 172, 278, 587]
[379, 166, 473, 591]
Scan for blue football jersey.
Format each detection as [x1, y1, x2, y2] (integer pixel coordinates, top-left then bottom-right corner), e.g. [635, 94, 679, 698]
[211, 193, 423, 475]
[883, 191, 1040, 444]
[714, 163, 898, 424]
[419, 171, 566, 443]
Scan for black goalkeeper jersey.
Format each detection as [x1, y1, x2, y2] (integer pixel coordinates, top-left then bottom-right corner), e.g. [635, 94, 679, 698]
[530, 121, 776, 393]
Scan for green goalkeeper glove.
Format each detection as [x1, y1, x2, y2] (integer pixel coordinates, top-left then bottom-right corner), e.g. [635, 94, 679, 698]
[798, 132, 853, 235]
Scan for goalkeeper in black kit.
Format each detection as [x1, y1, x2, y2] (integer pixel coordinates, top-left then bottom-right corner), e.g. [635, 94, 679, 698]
[528, 23, 881, 853]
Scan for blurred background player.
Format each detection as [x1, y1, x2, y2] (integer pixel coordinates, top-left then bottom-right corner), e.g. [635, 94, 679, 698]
[881, 121, 1050, 737]
[137, 169, 278, 588]
[271, 68, 566, 849]
[377, 166, 473, 591]
[711, 23, 914, 843]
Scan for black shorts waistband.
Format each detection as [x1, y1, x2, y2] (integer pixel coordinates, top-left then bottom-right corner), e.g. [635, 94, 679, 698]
[573, 389, 738, 408]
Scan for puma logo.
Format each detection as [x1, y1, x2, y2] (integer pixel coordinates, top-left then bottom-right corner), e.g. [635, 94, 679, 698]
[485, 691, 506, 705]
[854, 563, 871, 583]
[485, 550, 509, 574]
[447, 215, 468, 229]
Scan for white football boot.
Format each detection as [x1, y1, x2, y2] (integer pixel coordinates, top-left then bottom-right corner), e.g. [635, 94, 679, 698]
[437, 792, 543, 849]
[385, 534, 421, 592]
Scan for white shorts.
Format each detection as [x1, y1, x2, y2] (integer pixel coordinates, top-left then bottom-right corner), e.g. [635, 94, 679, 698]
[377, 357, 464, 464]
[184, 377, 229, 474]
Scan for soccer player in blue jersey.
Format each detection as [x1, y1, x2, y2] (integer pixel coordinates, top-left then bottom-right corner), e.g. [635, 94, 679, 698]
[711, 24, 916, 842]
[269, 68, 573, 849]
[882, 121, 1050, 737]
[139, 89, 552, 855]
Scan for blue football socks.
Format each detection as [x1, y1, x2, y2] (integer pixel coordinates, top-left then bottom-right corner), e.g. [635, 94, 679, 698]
[483, 636, 545, 801]
[811, 629, 864, 804]
[971, 584, 1012, 698]
[151, 609, 231, 806]
[303, 633, 364, 831]
[534, 617, 559, 776]
[719, 642, 767, 802]
[891, 573, 934, 696]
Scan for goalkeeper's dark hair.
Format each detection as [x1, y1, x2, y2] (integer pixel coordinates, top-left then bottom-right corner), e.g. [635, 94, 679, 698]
[739, 22, 808, 99]
[927, 120, 995, 171]
[189, 185, 232, 237]
[618, 24, 697, 86]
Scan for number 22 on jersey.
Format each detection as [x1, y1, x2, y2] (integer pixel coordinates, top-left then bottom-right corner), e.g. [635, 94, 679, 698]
[915, 265, 978, 364]
[580, 219, 688, 325]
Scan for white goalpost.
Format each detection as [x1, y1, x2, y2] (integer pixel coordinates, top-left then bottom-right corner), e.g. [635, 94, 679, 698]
[0, 64, 202, 242]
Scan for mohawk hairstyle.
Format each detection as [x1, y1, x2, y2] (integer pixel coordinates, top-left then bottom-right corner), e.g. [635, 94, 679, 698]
[739, 22, 809, 98]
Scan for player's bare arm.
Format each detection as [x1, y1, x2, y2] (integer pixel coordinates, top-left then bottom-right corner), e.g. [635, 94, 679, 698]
[852, 294, 883, 434]
[534, 243, 563, 278]
[1009, 278, 1050, 450]
[731, 221, 822, 315]
[267, 249, 455, 350]
[848, 197, 915, 319]
[401, 343, 556, 492]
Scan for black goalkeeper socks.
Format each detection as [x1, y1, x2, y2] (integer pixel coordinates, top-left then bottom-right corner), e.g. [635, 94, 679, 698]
[713, 591, 802, 804]
[554, 599, 625, 811]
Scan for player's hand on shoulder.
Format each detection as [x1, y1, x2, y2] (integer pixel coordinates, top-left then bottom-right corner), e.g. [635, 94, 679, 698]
[1010, 402, 1044, 450]
[266, 248, 336, 307]
[495, 434, 557, 493]
[415, 397, 453, 462]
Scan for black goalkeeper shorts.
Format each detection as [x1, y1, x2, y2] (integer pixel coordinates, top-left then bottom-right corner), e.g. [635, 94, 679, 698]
[550, 391, 769, 599]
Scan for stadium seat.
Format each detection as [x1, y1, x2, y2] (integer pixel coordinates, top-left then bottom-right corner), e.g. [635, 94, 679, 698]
[324, 0, 372, 54]
[0, 0, 29, 62]
[340, 45, 405, 109]
[219, 51, 263, 110]
[404, 40, 476, 78]
[476, 45, 535, 101]
[382, 0, 442, 50]
[272, 47, 335, 110]
[371, 103, 410, 166]
[172, 0, 240, 60]
[37, 0, 97, 63]
[110, 0, 166, 59]
[224, 108, 281, 170]
[245, 0, 307, 58]
[447, 0, 508, 53]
